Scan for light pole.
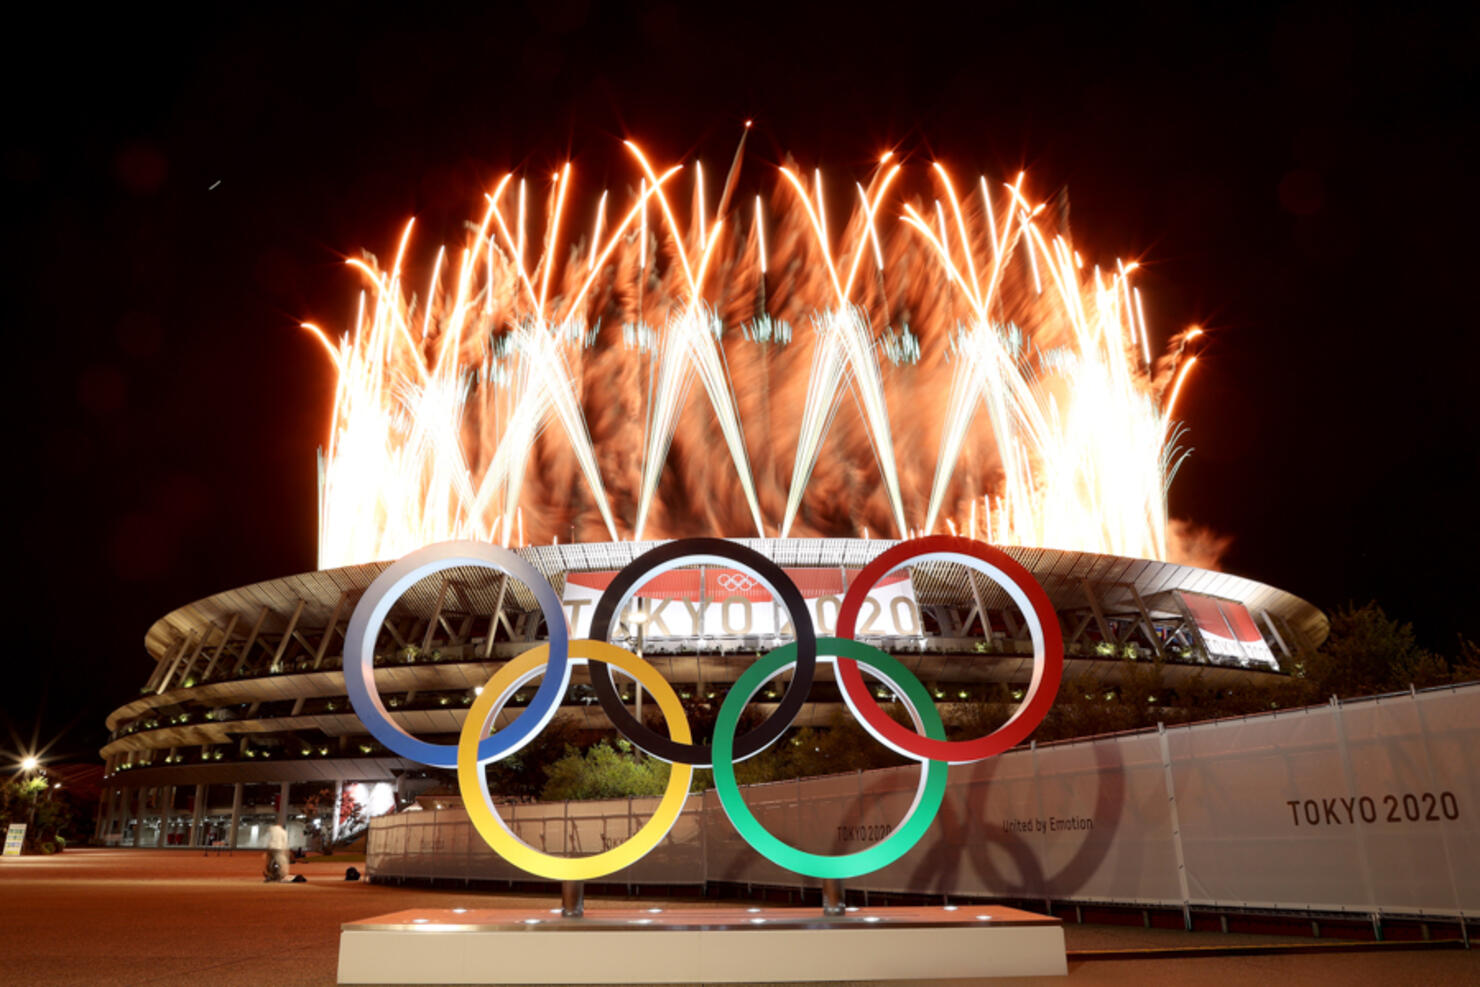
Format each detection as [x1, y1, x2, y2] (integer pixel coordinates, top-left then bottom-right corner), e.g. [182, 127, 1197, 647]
[16, 757, 40, 851]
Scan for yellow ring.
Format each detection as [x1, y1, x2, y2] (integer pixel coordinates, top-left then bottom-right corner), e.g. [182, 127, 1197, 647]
[456, 640, 694, 881]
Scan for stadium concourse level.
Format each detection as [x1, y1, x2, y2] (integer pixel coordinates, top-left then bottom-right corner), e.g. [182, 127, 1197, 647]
[98, 538, 1325, 850]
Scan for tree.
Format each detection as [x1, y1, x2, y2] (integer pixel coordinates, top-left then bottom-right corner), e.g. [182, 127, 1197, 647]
[481, 718, 581, 800]
[1300, 602, 1445, 698]
[1, 776, 73, 853]
[539, 740, 671, 801]
[1451, 637, 1480, 684]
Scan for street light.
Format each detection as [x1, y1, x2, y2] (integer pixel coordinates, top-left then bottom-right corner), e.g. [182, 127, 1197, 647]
[12, 757, 43, 852]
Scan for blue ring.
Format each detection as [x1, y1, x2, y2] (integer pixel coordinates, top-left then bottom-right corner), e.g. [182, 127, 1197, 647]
[342, 541, 570, 768]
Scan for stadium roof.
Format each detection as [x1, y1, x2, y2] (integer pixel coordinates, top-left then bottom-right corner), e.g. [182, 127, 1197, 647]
[144, 540, 1328, 661]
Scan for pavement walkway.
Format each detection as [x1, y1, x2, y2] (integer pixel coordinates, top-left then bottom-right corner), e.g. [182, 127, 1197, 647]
[1, 849, 1473, 986]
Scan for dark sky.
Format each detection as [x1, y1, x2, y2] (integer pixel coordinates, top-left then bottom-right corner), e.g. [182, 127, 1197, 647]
[5, 3, 1476, 762]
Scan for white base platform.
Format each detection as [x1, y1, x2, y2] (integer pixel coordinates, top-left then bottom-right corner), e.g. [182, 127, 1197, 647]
[338, 904, 1067, 983]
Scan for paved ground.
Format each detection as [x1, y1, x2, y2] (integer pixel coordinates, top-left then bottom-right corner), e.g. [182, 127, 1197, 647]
[0, 849, 1473, 985]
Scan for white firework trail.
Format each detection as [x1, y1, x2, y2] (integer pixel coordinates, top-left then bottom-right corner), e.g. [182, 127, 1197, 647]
[303, 138, 1204, 568]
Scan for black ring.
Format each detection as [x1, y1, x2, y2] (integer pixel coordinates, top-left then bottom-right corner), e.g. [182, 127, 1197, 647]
[588, 538, 817, 766]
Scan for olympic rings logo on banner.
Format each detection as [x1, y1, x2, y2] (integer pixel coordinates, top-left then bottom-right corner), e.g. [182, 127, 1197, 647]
[715, 572, 757, 593]
[342, 535, 1064, 882]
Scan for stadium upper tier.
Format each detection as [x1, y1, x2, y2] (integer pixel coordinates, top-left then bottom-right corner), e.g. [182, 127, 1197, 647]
[144, 539, 1325, 662]
[103, 540, 1325, 783]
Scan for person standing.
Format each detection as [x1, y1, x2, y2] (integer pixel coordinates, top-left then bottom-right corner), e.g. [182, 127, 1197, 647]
[264, 823, 290, 881]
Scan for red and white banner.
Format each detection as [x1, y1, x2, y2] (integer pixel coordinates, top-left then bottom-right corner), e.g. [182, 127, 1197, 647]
[1177, 591, 1278, 666]
[561, 567, 920, 639]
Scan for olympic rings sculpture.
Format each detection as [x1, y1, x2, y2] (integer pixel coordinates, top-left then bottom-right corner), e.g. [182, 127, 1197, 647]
[343, 535, 1063, 882]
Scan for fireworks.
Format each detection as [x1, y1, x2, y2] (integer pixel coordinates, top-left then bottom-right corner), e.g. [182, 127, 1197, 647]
[305, 139, 1200, 568]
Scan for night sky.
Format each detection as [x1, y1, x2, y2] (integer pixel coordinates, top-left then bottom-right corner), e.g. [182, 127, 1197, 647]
[5, 3, 1475, 762]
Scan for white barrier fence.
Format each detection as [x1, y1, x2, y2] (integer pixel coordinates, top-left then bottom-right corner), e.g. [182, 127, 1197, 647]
[368, 682, 1478, 917]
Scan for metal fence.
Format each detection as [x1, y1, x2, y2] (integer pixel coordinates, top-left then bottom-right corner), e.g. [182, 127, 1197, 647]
[369, 681, 1478, 918]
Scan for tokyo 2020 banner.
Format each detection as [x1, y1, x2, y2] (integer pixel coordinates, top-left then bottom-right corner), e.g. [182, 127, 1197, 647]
[342, 536, 1064, 882]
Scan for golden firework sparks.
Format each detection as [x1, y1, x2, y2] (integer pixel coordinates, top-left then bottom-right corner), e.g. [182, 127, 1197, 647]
[306, 140, 1201, 568]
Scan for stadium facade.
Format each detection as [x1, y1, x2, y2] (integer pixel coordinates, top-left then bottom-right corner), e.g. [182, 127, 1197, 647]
[97, 538, 1326, 849]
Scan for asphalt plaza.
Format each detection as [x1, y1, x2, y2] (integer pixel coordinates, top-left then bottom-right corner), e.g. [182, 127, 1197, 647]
[1, 849, 1473, 986]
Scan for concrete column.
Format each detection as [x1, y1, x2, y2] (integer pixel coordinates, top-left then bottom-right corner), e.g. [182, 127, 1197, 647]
[110, 787, 126, 842]
[277, 781, 291, 828]
[330, 778, 344, 846]
[189, 784, 207, 847]
[132, 788, 146, 847]
[106, 786, 124, 841]
[93, 787, 111, 842]
[227, 783, 243, 848]
[154, 786, 172, 847]
[91, 787, 105, 840]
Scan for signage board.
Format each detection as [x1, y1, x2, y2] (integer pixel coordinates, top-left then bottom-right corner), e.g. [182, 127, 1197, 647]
[1177, 590, 1278, 666]
[562, 566, 921, 639]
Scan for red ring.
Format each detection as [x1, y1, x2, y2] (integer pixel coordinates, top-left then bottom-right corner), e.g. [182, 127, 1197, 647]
[836, 536, 1063, 764]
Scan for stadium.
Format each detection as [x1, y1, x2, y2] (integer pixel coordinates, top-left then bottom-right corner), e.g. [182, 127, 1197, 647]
[95, 538, 1326, 849]
[99, 151, 1335, 851]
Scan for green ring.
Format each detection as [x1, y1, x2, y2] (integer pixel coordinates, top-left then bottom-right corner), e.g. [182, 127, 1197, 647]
[710, 637, 948, 879]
